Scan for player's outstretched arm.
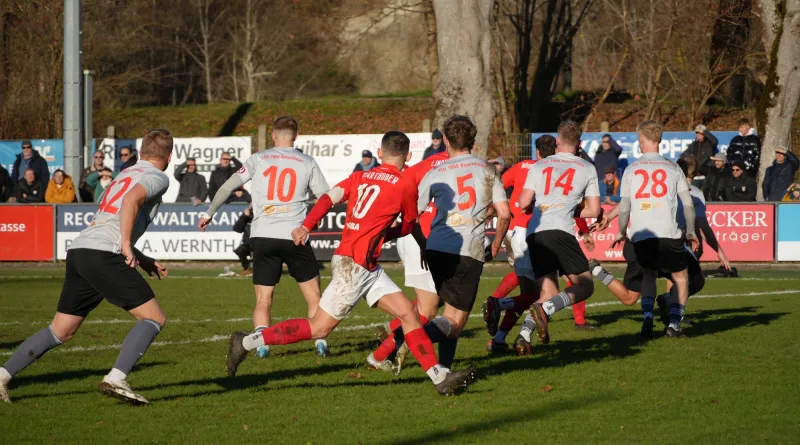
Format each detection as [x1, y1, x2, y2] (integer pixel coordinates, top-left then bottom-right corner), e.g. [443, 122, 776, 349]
[677, 189, 699, 251]
[696, 208, 731, 270]
[612, 197, 631, 248]
[119, 184, 148, 268]
[518, 188, 535, 213]
[490, 201, 512, 260]
[577, 195, 602, 219]
[198, 174, 245, 231]
[292, 187, 345, 245]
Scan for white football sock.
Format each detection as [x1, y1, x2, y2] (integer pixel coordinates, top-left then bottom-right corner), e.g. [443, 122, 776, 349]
[426, 364, 447, 385]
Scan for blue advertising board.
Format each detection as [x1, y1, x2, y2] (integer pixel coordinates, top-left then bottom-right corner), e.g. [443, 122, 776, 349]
[776, 203, 800, 261]
[0, 139, 64, 175]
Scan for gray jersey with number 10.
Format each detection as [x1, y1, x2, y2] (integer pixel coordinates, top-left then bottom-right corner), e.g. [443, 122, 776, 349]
[69, 160, 169, 254]
[234, 147, 329, 240]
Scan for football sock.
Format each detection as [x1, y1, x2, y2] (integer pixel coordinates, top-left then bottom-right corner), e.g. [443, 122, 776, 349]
[315, 339, 327, 347]
[591, 264, 615, 286]
[542, 292, 572, 316]
[492, 272, 519, 298]
[493, 329, 510, 344]
[1, 325, 62, 378]
[438, 338, 459, 369]
[0, 367, 11, 385]
[669, 303, 686, 330]
[423, 317, 452, 344]
[111, 319, 161, 376]
[404, 328, 447, 384]
[641, 296, 655, 320]
[496, 297, 516, 310]
[572, 300, 587, 325]
[519, 315, 535, 342]
[387, 301, 418, 332]
[243, 319, 312, 350]
[373, 315, 429, 362]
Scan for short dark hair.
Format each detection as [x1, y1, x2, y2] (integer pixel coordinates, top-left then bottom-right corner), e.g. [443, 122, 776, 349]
[677, 155, 697, 179]
[557, 120, 582, 147]
[140, 128, 173, 160]
[120, 146, 132, 154]
[443, 115, 477, 150]
[738, 118, 750, 126]
[535, 135, 557, 158]
[186, 157, 196, 163]
[53, 168, 65, 177]
[273, 116, 299, 139]
[100, 167, 113, 174]
[380, 131, 410, 157]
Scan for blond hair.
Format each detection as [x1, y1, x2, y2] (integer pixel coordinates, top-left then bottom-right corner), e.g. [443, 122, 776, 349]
[140, 128, 173, 160]
[557, 120, 582, 147]
[637, 120, 663, 144]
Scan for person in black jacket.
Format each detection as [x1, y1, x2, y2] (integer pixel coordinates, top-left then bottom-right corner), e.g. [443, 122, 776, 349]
[593, 134, 623, 180]
[683, 125, 718, 176]
[15, 169, 46, 203]
[726, 118, 761, 177]
[0, 164, 14, 202]
[226, 186, 251, 204]
[763, 146, 800, 201]
[208, 153, 243, 200]
[233, 205, 254, 276]
[118, 146, 138, 171]
[422, 129, 444, 160]
[11, 140, 50, 184]
[703, 152, 730, 202]
[353, 150, 380, 172]
[723, 161, 757, 201]
[174, 158, 209, 205]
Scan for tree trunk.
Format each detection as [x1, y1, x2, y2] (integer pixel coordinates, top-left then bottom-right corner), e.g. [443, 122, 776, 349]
[755, 0, 800, 200]
[423, 0, 439, 99]
[432, 0, 494, 158]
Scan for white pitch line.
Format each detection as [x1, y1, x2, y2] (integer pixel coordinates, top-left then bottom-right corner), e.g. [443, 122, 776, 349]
[2, 275, 800, 282]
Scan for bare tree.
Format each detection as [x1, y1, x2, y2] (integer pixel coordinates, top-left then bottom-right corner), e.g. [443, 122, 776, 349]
[432, 0, 494, 157]
[755, 0, 800, 199]
[184, 0, 227, 103]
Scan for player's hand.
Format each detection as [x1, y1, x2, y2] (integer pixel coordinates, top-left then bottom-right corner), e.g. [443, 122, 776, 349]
[582, 234, 596, 252]
[489, 241, 502, 261]
[686, 233, 700, 253]
[291, 226, 310, 246]
[140, 257, 168, 280]
[420, 249, 429, 271]
[121, 243, 138, 268]
[591, 212, 610, 232]
[611, 234, 625, 249]
[7, 197, 15, 203]
[718, 250, 732, 271]
[244, 206, 252, 216]
[198, 214, 212, 232]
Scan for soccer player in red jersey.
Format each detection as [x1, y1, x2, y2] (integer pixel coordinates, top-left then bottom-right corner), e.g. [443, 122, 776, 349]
[225, 131, 475, 395]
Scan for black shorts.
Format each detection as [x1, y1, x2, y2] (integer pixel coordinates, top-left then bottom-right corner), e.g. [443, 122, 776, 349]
[426, 250, 484, 313]
[251, 237, 319, 286]
[623, 241, 702, 293]
[526, 230, 589, 277]
[58, 248, 155, 317]
[633, 238, 687, 273]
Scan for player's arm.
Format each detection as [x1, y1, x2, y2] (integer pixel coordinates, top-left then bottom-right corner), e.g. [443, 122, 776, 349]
[696, 209, 731, 270]
[308, 159, 331, 199]
[199, 156, 255, 230]
[577, 171, 602, 218]
[490, 174, 512, 260]
[119, 184, 148, 268]
[292, 175, 352, 245]
[676, 170, 698, 250]
[386, 182, 419, 241]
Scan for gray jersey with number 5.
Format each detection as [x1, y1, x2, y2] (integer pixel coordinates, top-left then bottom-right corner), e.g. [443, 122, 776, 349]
[621, 153, 688, 242]
[523, 152, 599, 235]
[234, 148, 329, 240]
[70, 160, 169, 254]
[418, 153, 507, 262]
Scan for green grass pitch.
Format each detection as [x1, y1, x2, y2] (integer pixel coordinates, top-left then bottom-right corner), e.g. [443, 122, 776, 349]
[1, 265, 798, 444]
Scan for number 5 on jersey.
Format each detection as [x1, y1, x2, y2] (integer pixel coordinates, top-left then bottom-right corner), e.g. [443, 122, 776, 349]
[456, 174, 476, 210]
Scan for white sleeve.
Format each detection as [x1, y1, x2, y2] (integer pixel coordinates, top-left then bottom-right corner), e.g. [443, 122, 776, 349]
[620, 169, 632, 198]
[308, 159, 330, 198]
[233, 154, 258, 183]
[584, 169, 600, 197]
[139, 172, 169, 199]
[491, 173, 507, 204]
[417, 172, 432, 214]
[675, 167, 690, 193]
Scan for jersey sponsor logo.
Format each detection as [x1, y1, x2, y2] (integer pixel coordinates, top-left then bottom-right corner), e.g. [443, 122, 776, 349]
[262, 205, 291, 215]
[447, 213, 465, 227]
[346, 222, 360, 230]
[638, 202, 664, 211]
[237, 165, 246, 174]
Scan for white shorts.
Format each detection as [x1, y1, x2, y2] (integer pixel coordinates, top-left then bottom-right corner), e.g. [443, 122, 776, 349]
[511, 226, 535, 281]
[320, 255, 403, 320]
[503, 230, 514, 267]
[396, 234, 437, 294]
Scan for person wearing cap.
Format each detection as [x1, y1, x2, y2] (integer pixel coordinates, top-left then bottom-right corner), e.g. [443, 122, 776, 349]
[703, 152, 730, 202]
[487, 156, 506, 175]
[423, 129, 444, 160]
[353, 149, 380, 172]
[726, 118, 761, 177]
[782, 183, 800, 202]
[682, 124, 718, 176]
[723, 160, 757, 202]
[599, 165, 621, 205]
[593, 134, 623, 181]
[763, 145, 799, 201]
[11, 140, 50, 184]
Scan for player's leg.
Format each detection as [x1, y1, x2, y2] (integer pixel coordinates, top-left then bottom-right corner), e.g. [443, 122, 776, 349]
[589, 255, 642, 306]
[249, 238, 284, 358]
[484, 227, 530, 340]
[664, 240, 691, 337]
[285, 240, 330, 357]
[566, 275, 598, 331]
[368, 287, 436, 368]
[659, 249, 704, 326]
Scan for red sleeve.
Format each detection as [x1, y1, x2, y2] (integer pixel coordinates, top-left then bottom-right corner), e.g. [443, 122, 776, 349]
[574, 217, 589, 236]
[502, 165, 517, 189]
[334, 171, 360, 203]
[386, 180, 419, 241]
[302, 194, 333, 232]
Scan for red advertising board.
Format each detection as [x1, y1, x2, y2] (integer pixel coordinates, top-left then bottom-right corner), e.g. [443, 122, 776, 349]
[579, 204, 774, 262]
[0, 205, 54, 261]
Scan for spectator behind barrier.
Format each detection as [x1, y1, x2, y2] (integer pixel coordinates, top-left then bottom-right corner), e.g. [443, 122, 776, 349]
[225, 186, 251, 204]
[45, 169, 76, 204]
[0, 164, 14, 202]
[487, 156, 506, 175]
[232, 204, 254, 276]
[118, 145, 137, 171]
[763, 145, 799, 201]
[704, 152, 730, 202]
[599, 166, 621, 205]
[593, 134, 623, 181]
[15, 168, 45, 203]
[726, 118, 761, 177]
[11, 140, 49, 184]
[782, 183, 800, 202]
[174, 157, 209, 206]
[353, 149, 380, 172]
[85, 167, 117, 203]
[80, 150, 105, 202]
[723, 161, 757, 202]
[208, 152, 242, 200]
[682, 124, 718, 176]
[422, 128, 445, 160]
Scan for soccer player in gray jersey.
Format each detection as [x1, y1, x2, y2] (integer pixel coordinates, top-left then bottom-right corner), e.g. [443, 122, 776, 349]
[413, 115, 511, 370]
[198, 116, 332, 357]
[0, 129, 174, 405]
[612, 120, 699, 337]
[519, 121, 602, 345]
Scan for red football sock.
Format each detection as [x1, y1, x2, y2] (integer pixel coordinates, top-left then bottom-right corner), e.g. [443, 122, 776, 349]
[388, 301, 419, 331]
[259, 319, 312, 345]
[492, 272, 520, 298]
[373, 315, 429, 362]
[572, 300, 586, 325]
[404, 328, 438, 371]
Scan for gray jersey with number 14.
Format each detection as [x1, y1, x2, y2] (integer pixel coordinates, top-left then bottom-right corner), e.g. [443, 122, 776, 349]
[69, 160, 169, 254]
[234, 147, 329, 240]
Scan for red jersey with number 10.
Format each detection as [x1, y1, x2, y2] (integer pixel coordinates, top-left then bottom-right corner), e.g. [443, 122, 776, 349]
[502, 159, 537, 229]
[404, 152, 449, 236]
[333, 164, 419, 270]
